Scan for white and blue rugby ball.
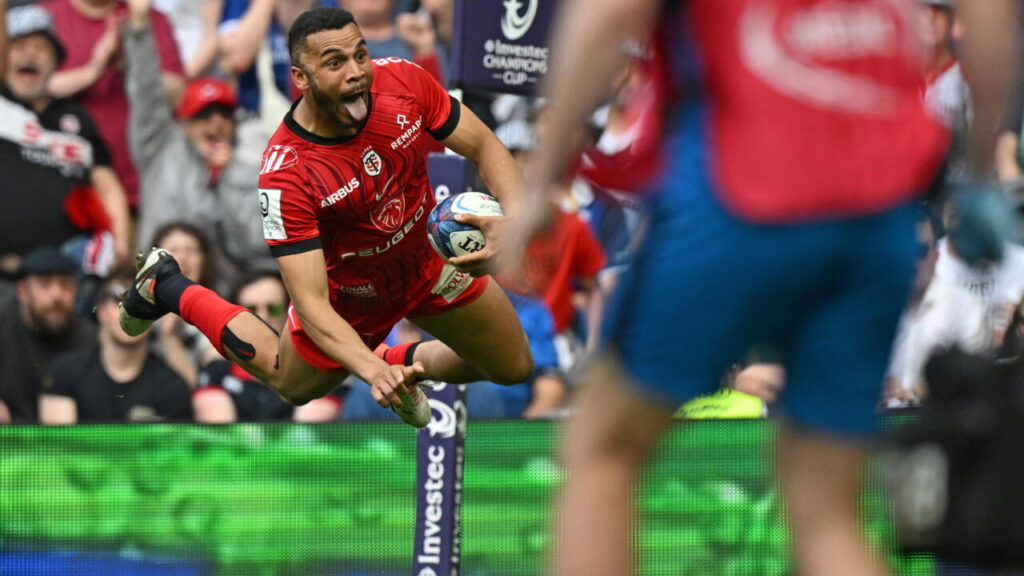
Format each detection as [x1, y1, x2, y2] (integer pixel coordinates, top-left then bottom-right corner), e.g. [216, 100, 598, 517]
[426, 192, 504, 261]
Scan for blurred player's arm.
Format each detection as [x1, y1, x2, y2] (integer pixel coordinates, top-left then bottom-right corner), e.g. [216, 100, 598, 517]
[532, 0, 660, 191]
[38, 394, 77, 425]
[956, 0, 1018, 175]
[995, 132, 1022, 182]
[443, 102, 524, 276]
[276, 248, 424, 407]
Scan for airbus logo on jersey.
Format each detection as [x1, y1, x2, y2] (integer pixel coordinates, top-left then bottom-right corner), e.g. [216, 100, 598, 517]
[261, 145, 299, 174]
[391, 115, 423, 150]
[501, 0, 537, 41]
[363, 147, 383, 176]
[321, 177, 361, 208]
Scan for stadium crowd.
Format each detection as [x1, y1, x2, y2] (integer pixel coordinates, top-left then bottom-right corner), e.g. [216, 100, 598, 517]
[0, 0, 1018, 424]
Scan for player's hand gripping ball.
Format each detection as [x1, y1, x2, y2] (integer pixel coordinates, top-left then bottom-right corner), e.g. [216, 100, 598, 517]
[427, 192, 504, 261]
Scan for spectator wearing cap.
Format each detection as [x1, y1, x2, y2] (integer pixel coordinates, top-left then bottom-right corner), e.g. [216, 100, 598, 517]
[0, 246, 96, 423]
[44, 0, 185, 211]
[127, 0, 272, 293]
[0, 4, 130, 283]
[39, 260, 191, 424]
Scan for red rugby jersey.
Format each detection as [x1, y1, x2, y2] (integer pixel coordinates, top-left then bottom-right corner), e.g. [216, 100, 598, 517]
[688, 0, 949, 221]
[258, 58, 459, 330]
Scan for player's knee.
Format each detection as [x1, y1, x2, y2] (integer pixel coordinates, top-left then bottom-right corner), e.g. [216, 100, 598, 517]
[490, 348, 535, 386]
[275, 386, 318, 407]
[263, 374, 319, 406]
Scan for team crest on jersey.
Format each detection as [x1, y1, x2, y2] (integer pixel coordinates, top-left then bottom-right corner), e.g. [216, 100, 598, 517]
[261, 145, 298, 174]
[362, 148, 382, 176]
[371, 196, 405, 233]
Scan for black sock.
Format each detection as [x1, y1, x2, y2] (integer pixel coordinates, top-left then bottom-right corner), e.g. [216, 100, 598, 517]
[156, 272, 196, 316]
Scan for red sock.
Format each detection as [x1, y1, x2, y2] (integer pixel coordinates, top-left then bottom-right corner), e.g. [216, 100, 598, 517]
[179, 285, 248, 356]
[374, 341, 421, 366]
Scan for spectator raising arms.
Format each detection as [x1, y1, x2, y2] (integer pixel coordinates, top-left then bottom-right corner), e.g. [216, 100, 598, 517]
[0, 5, 130, 278]
[218, 0, 321, 115]
[153, 0, 223, 78]
[45, 0, 185, 209]
[127, 0, 274, 292]
[39, 260, 192, 423]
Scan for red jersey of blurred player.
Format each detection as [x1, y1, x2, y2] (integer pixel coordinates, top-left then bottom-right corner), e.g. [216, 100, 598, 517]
[259, 58, 473, 344]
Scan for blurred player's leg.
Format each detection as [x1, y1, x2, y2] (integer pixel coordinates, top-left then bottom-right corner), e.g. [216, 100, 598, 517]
[554, 355, 673, 576]
[779, 428, 887, 576]
[410, 280, 534, 385]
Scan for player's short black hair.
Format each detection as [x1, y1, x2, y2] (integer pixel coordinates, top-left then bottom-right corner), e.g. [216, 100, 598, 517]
[288, 7, 358, 68]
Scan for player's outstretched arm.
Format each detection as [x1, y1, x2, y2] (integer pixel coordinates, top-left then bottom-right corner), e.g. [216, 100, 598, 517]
[276, 248, 424, 408]
[442, 102, 524, 277]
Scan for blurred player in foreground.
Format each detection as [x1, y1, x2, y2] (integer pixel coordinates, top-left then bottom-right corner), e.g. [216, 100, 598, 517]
[119, 6, 533, 428]
[520, 1, 1019, 575]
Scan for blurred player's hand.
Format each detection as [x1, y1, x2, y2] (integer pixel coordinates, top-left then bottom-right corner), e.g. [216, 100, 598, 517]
[449, 212, 513, 277]
[948, 184, 1021, 266]
[368, 362, 425, 409]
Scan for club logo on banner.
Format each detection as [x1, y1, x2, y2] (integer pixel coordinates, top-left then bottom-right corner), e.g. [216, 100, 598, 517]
[451, 0, 558, 95]
[501, 0, 537, 40]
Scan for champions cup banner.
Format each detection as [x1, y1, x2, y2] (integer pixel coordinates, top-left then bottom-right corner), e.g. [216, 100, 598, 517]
[412, 382, 467, 576]
[450, 0, 559, 95]
[428, 153, 487, 203]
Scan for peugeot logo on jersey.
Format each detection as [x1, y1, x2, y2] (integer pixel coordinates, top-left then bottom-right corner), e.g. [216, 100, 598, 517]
[362, 148, 382, 176]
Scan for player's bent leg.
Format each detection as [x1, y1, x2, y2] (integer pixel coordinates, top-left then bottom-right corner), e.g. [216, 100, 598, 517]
[555, 355, 673, 576]
[410, 280, 533, 385]
[266, 329, 349, 406]
[779, 425, 888, 576]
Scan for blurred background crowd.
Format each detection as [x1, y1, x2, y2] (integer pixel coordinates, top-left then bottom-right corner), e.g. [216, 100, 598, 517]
[0, 0, 1018, 424]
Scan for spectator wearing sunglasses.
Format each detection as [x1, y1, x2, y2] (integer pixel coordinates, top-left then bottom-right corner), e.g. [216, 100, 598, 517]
[127, 0, 273, 296]
[193, 270, 344, 422]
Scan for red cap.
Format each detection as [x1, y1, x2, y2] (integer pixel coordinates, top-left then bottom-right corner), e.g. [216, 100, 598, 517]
[177, 77, 237, 119]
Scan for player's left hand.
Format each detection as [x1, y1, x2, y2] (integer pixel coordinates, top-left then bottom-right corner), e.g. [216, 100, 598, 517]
[448, 213, 511, 277]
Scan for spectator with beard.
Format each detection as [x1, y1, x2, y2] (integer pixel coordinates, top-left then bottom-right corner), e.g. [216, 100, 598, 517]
[0, 246, 96, 423]
[39, 260, 191, 423]
[0, 4, 130, 297]
[44, 0, 185, 211]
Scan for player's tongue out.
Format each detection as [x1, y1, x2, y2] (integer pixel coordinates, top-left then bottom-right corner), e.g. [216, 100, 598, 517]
[341, 92, 367, 122]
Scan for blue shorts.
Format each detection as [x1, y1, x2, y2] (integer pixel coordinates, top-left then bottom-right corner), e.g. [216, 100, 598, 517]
[604, 114, 921, 438]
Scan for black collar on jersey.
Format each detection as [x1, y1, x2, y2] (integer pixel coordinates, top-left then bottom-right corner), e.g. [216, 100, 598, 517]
[284, 92, 374, 145]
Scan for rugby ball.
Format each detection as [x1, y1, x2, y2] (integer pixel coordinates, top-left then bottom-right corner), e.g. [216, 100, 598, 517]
[426, 192, 504, 261]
